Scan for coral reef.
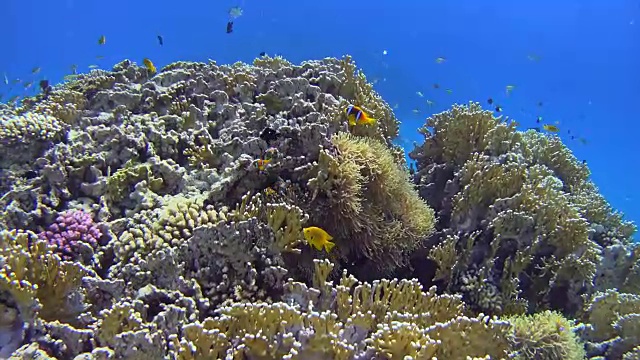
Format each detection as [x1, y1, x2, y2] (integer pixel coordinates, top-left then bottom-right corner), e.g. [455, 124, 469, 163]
[0, 55, 637, 359]
[410, 102, 635, 317]
[38, 210, 102, 262]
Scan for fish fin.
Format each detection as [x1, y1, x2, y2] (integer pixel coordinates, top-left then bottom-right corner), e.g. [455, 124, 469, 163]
[310, 239, 322, 251]
[324, 241, 336, 252]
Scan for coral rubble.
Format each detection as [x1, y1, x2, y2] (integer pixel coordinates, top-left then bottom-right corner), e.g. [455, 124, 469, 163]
[0, 55, 637, 359]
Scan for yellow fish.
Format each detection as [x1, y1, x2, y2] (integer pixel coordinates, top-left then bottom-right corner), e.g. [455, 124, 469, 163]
[345, 104, 375, 126]
[303, 226, 335, 252]
[98, 35, 106, 45]
[435, 57, 446, 64]
[143, 58, 157, 74]
[543, 124, 559, 133]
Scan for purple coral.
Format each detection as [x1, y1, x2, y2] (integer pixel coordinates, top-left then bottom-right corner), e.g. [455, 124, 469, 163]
[38, 209, 102, 260]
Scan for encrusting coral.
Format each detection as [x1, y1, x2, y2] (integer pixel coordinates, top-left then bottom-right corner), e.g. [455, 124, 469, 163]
[0, 54, 636, 359]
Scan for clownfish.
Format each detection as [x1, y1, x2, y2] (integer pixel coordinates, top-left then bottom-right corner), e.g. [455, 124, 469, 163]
[255, 158, 271, 171]
[345, 104, 376, 126]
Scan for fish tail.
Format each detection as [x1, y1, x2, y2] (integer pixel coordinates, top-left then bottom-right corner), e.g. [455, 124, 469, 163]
[324, 241, 336, 252]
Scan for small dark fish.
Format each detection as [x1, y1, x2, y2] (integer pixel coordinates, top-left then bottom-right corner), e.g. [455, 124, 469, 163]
[260, 127, 280, 144]
[536, 116, 542, 123]
[226, 21, 234, 34]
[537, 101, 543, 107]
[487, 98, 493, 105]
[433, 83, 440, 89]
[157, 35, 164, 46]
[39, 79, 51, 97]
[528, 127, 541, 132]
[259, 51, 266, 57]
[98, 35, 106, 45]
[495, 106, 502, 112]
[409, 162, 416, 176]
[582, 160, 587, 165]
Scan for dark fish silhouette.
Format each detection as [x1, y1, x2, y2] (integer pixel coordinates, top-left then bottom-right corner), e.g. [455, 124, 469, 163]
[487, 98, 493, 105]
[260, 127, 280, 144]
[495, 106, 502, 112]
[259, 51, 266, 56]
[39, 79, 51, 97]
[226, 21, 234, 34]
[157, 35, 164, 46]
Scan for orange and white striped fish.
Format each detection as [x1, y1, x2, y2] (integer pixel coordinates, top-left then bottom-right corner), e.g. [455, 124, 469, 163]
[345, 104, 376, 126]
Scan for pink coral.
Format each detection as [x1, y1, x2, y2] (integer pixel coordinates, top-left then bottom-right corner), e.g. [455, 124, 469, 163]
[38, 209, 102, 260]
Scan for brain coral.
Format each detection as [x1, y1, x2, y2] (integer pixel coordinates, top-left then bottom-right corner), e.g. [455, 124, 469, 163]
[0, 55, 637, 359]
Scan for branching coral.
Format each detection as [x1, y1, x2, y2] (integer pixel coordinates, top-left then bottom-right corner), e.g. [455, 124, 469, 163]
[169, 259, 513, 359]
[582, 289, 640, 359]
[413, 102, 611, 317]
[0, 230, 86, 324]
[308, 133, 435, 276]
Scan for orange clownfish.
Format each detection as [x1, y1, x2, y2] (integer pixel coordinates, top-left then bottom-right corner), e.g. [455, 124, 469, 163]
[255, 158, 271, 171]
[345, 104, 376, 126]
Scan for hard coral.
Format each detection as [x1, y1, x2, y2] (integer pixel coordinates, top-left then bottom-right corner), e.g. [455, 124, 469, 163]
[308, 133, 435, 277]
[0, 230, 86, 324]
[412, 102, 617, 317]
[170, 259, 513, 359]
[38, 209, 102, 261]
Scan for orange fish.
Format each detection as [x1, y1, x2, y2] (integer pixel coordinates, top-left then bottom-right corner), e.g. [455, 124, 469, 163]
[255, 158, 271, 171]
[345, 104, 376, 126]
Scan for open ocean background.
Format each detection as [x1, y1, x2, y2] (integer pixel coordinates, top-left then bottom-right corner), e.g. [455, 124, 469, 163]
[2, 0, 639, 239]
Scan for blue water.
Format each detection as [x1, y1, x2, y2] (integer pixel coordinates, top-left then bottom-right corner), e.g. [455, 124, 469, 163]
[2, 0, 639, 235]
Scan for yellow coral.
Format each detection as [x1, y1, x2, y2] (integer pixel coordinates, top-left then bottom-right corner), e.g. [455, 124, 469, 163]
[170, 259, 513, 359]
[507, 310, 586, 360]
[0, 230, 86, 323]
[308, 133, 435, 273]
